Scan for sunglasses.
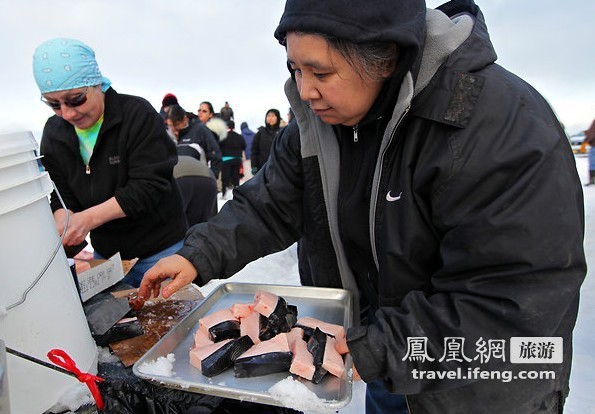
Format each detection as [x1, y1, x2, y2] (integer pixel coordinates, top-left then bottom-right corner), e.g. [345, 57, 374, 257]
[41, 86, 89, 110]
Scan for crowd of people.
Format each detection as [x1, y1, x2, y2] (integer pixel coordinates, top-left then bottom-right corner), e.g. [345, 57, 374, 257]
[158, 92, 287, 193]
[31, 0, 586, 412]
[156, 91, 291, 229]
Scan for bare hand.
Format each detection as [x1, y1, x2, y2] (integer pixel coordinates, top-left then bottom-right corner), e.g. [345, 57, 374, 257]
[53, 208, 72, 237]
[139, 254, 198, 300]
[55, 209, 91, 246]
[62, 211, 93, 246]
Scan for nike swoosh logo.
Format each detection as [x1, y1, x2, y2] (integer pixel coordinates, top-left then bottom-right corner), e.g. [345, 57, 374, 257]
[386, 191, 403, 202]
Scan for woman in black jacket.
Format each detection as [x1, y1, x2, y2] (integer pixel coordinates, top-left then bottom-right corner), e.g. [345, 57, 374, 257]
[220, 120, 247, 197]
[33, 38, 187, 287]
[250, 108, 281, 174]
[141, 1, 585, 412]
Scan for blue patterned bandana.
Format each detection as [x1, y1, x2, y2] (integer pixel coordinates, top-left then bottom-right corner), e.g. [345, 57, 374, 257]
[33, 38, 111, 94]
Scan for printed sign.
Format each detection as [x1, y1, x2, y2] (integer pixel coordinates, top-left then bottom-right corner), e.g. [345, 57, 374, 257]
[78, 253, 124, 302]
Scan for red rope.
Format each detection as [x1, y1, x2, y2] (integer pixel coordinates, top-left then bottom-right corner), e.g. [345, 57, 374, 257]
[47, 348, 105, 410]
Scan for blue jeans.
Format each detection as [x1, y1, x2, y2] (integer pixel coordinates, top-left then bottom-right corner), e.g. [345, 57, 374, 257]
[94, 240, 184, 288]
[366, 380, 408, 414]
[364, 306, 409, 414]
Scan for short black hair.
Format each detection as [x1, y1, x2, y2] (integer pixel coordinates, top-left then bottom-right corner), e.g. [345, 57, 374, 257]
[167, 104, 187, 123]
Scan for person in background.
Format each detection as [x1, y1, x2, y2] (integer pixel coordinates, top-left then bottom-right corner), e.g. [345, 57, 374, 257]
[140, 1, 585, 412]
[174, 155, 218, 227]
[240, 121, 256, 180]
[250, 108, 281, 175]
[219, 120, 247, 198]
[198, 101, 216, 125]
[159, 93, 178, 122]
[583, 119, 595, 186]
[33, 38, 187, 287]
[240, 121, 256, 161]
[198, 101, 228, 143]
[167, 104, 222, 178]
[219, 101, 234, 122]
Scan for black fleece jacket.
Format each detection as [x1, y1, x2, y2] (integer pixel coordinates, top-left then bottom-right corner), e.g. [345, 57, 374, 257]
[40, 87, 187, 259]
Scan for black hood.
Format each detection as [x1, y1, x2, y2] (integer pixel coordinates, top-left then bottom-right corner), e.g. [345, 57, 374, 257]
[274, 0, 428, 126]
[274, 0, 426, 63]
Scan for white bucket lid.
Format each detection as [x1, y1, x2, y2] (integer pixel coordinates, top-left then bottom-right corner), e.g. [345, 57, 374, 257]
[0, 131, 38, 159]
[0, 152, 42, 170]
[0, 156, 44, 191]
[0, 172, 53, 216]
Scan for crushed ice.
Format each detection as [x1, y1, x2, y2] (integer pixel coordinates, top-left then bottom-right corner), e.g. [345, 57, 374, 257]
[268, 376, 336, 413]
[137, 353, 176, 377]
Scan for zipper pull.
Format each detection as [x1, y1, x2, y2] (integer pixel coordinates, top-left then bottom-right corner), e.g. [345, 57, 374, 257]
[85, 165, 91, 175]
[353, 125, 359, 142]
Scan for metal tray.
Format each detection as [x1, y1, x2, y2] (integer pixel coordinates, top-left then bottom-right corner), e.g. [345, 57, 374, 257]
[133, 282, 353, 410]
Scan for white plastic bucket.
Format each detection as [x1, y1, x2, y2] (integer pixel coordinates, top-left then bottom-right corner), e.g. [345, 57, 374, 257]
[0, 130, 44, 196]
[0, 156, 43, 189]
[0, 132, 97, 414]
[0, 131, 39, 168]
[0, 340, 9, 414]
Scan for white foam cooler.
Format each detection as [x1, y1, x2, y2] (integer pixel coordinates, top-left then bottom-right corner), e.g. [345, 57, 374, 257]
[0, 131, 98, 413]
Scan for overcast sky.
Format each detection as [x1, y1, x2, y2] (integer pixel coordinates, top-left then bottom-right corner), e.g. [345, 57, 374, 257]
[1, 1, 593, 138]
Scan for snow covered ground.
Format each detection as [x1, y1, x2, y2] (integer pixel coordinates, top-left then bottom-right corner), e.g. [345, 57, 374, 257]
[566, 155, 595, 414]
[212, 154, 595, 413]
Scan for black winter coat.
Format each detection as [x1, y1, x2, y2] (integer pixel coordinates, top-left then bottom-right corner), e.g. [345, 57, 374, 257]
[251, 125, 280, 170]
[177, 2, 585, 412]
[178, 122, 222, 177]
[40, 88, 187, 259]
[220, 130, 246, 160]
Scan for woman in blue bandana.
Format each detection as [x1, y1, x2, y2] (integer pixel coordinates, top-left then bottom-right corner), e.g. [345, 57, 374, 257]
[33, 38, 188, 287]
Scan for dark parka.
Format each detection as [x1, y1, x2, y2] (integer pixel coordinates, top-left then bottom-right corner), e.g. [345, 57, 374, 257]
[177, 121, 223, 177]
[40, 87, 187, 260]
[250, 110, 281, 171]
[177, 1, 585, 412]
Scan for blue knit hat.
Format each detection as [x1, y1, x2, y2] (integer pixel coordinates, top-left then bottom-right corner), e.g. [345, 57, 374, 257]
[33, 38, 111, 94]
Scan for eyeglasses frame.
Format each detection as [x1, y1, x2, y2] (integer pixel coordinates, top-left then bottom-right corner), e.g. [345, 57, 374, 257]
[40, 86, 90, 110]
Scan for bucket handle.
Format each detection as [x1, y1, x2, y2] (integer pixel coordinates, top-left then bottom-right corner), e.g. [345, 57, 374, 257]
[4, 180, 70, 311]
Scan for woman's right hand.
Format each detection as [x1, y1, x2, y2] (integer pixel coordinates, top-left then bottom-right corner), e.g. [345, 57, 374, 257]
[139, 254, 198, 300]
[53, 208, 92, 246]
[53, 208, 73, 237]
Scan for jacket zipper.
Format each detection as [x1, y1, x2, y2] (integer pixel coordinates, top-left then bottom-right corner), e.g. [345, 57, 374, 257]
[86, 165, 91, 175]
[370, 104, 411, 269]
[353, 125, 359, 142]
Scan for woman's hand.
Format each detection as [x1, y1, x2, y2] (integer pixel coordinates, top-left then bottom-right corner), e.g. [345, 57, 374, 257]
[53, 208, 73, 237]
[139, 254, 198, 300]
[54, 208, 90, 246]
[62, 210, 93, 246]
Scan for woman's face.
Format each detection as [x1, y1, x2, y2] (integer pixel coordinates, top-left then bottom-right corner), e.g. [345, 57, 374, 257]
[198, 103, 213, 124]
[286, 32, 386, 127]
[266, 112, 278, 127]
[42, 85, 104, 129]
